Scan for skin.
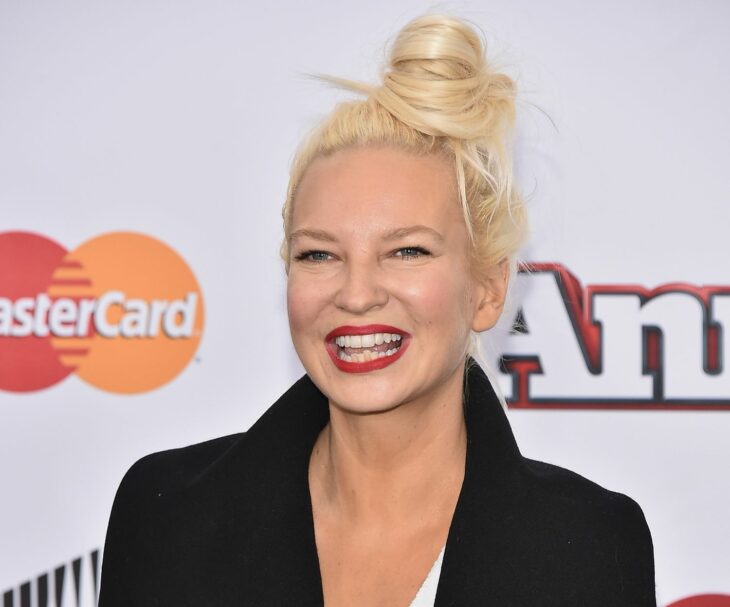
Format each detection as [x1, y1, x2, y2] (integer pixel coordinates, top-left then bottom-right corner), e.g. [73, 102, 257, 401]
[286, 145, 508, 607]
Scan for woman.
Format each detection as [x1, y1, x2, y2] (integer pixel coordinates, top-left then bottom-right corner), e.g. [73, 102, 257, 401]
[98, 14, 656, 607]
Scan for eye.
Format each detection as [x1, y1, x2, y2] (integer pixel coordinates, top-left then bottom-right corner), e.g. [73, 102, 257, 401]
[393, 246, 430, 260]
[294, 250, 333, 263]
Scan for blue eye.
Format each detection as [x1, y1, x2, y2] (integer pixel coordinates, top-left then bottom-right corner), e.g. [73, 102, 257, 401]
[395, 246, 430, 260]
[294, 250, 332, 263]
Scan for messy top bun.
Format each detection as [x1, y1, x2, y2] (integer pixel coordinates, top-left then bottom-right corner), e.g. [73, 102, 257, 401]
[281, 13, 527, 302]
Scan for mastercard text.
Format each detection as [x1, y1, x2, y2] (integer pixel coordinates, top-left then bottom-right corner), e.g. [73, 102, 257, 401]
[0, 292, 198, 339]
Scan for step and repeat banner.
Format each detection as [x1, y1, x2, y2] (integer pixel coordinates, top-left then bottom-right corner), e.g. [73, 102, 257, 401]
[1, 1, 728, 605]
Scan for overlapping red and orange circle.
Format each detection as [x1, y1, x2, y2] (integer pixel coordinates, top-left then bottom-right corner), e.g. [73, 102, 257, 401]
[0, 231, 204, 394]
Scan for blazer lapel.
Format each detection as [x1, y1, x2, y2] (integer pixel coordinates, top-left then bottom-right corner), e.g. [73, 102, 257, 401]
[230, 374, 328, 605]
[242, 359, 522, 606]
[434, 361, 525, 606]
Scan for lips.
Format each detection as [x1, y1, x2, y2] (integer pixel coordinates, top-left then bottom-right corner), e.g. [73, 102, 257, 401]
[324, 324, 411, 373]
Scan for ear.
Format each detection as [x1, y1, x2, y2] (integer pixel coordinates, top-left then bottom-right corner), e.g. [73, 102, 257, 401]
[471, 259, 510, 333]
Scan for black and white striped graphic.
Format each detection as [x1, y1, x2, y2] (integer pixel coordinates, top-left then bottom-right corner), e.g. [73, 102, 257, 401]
[2, 549, 100, 607]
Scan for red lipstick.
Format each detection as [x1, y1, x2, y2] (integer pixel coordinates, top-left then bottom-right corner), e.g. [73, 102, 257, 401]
[325, 324, 411, 373]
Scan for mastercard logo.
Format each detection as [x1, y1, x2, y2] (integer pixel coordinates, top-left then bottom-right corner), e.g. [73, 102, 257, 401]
[0, 231, 204, 394]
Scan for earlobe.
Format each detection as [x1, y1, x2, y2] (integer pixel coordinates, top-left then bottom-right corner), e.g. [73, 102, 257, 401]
[471, 260, 509, 333]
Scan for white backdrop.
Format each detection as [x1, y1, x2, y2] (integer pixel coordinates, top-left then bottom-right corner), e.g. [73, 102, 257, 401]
[1, 1, 729, 605]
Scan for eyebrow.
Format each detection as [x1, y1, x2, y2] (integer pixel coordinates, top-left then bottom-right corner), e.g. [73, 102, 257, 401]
[289, 228, 337, 243]
[289, 225, 445, 244]
[382, 225, 445, 243]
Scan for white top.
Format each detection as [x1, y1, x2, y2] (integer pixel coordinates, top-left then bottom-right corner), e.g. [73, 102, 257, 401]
[408, 544, 445, 606]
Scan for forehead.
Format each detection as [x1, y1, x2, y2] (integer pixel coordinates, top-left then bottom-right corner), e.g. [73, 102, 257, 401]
[291, 146, 463, 235]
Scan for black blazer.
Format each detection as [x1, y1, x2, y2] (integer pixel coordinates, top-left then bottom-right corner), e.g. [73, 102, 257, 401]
[99, 361, 656, 606]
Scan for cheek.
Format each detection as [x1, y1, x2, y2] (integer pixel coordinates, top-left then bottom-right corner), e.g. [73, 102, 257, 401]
[393, 264, 473, 332]
[286, 273, 328, 338]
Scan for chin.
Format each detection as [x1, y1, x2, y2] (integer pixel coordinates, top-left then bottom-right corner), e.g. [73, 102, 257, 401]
[315, 371, 411, 416]
[333, 392, 404, 415]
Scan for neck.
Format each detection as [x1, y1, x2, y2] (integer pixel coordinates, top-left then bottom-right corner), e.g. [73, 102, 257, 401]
[308, 362, 467, 526]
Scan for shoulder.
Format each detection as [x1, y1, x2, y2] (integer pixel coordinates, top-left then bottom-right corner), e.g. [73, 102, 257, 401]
[519, 456, 651, 531]
[522, 456, 641, 508]
[517, 455, 654, 549]
[515, 457, 656, 604]
[116, 431, 245, 498]
[106, 430, 248, 533]
[99, 433, 248, 605]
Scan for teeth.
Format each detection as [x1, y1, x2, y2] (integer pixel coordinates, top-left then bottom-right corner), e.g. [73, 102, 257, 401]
[334, 344, 403, 363]
[333, 332, 402, 348]
[332, 332, 405, 365]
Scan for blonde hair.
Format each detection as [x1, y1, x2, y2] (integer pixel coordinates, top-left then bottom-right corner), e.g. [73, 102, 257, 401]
[280, 14, 527, 364]
[281, 15, 527, 280]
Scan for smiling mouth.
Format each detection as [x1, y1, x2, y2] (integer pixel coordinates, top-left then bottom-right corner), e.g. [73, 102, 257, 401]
[325, 325, 410, 372]
[333, 332, 403, 363]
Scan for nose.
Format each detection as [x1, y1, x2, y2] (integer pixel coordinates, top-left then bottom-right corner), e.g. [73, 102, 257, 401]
[334, 259, 389, 314]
